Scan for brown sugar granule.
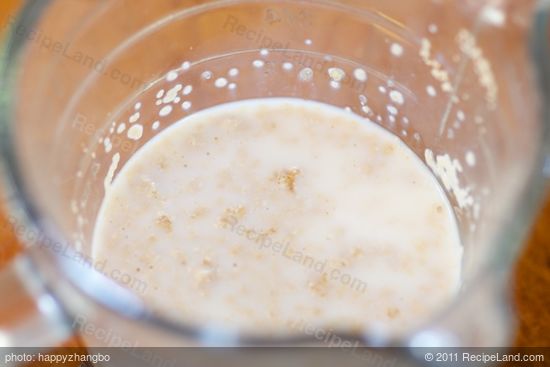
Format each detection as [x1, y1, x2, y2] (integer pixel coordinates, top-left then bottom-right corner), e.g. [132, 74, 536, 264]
[274, 168, 301, 193]
[387, 307, 400, 319]
[190, 207, 208, 219]
[202, 256, 214, 267]
[382, 143, 395, 155]
[194, 269, 216, 287]
[309, 273, 329, 297]
[155, 215, 173, 232]
[219, 206, 246, 228]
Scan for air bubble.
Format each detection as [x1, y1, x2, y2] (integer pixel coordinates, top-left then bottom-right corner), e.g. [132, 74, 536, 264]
[181, 61, 191, 70]
[127, 124, 144, 141]
[117, 123, 126, 134]
[299, 68, 314, 82]
[390, 43, 404, 57]
[283, 62, 294, 71]
[129, 112, 140, 123]
[166, 71, 178, 82]
[159, 105, 173, 117]
[182, 101, 192, 110]
[104, 138, 112, 153]
[228, 68, 239, 77]
[330, 81, 341, 89]
[328, 67, 346, 82]
[481, 6, 506, 26]
[389, 90, 405, 105]
[162, 84, 183, 104]
[353, 68, 367, 82]
[201, 71, 213, 80]
[183, 85, 193, 95]
[387, 105, 398, 115]
[215, 77, 228, 88]
[253, 60, 265, 68]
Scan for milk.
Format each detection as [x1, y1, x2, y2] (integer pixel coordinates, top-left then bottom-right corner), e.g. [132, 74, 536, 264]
[92, 98, 462, 338]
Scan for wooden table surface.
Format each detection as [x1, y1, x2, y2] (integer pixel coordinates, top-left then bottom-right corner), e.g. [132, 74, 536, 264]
[0, 0, 548, 361]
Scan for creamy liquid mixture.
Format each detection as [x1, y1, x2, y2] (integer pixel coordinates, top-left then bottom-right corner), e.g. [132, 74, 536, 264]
[92, 98, 462, 337]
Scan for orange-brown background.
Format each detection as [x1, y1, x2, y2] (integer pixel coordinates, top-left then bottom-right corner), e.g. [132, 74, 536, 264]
[0, 0, 548, 363]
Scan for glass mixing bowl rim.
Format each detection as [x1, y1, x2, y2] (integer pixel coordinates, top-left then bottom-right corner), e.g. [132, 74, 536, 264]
[0, 0, 549, 347]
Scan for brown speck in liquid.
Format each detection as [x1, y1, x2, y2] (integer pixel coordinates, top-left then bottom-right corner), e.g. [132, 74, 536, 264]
[382, 143, 395, 155]
[230, 245, 242, 256]
[190, 207, 208, 219]
[177, 252, 187, 265]
[364, 163, 374, 175]
[157, 156, 168, 170]
[436, 205, 443, 214]
[309, 273, 329, 297]
[274, 168, 301, 193]
[352, 247, 364, 258]
[155, 215, 173, 232]
[415, 241, 429, 252]
[139, 177, 160, 199]
[387, 307, 400, 319]
[259, 227, 277, 237]
[220, 206, 246, 228]
[194, 268, 216, 287]
[330, 258, 348, 269]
